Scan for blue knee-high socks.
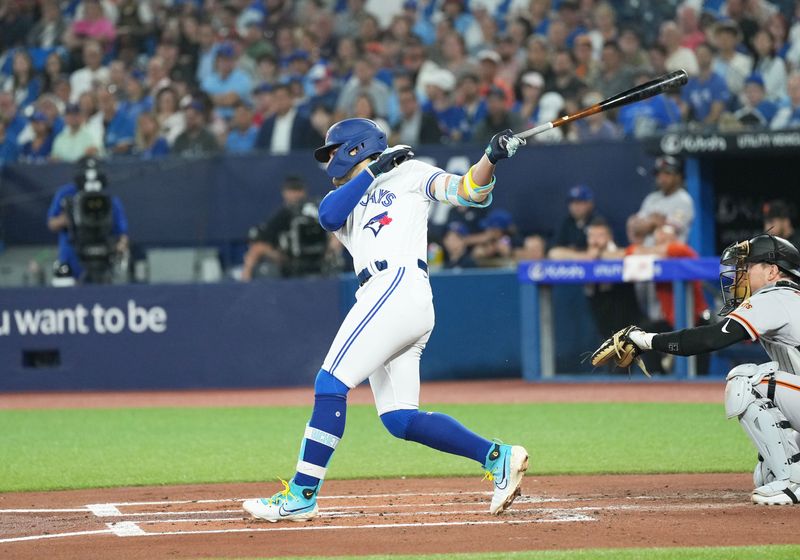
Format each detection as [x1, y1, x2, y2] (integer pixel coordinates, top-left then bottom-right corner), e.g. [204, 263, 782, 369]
[293, 370, 349, 488]
[381, 409, 494, 465]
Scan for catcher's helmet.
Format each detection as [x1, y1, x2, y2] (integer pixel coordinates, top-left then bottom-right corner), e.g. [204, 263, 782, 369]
[718, 233, 800, 315]
[314, 118, 387, 180]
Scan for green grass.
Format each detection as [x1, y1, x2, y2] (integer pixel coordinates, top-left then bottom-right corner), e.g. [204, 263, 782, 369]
[0, 403, 753, 492]
[219, 547, 800, 560]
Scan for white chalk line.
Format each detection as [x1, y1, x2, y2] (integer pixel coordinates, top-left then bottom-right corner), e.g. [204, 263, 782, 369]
[0, 529, 113, 544]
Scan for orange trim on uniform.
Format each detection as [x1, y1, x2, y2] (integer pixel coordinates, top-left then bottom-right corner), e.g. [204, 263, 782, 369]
[760, 379, 800, 392]
[728, 312, 759, 341]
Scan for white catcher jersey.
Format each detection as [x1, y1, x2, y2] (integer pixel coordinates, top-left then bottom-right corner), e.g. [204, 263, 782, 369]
[328, 160, 446, 274]
[728, 282, 800, 374]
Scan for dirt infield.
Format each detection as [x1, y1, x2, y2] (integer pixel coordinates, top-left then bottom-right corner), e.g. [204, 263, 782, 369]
[6, 379, 790, 559]
[3, 474, 800, 559]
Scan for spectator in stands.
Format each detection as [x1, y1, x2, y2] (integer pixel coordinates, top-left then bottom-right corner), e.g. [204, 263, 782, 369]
[548, 184, 598, 258]
[173, 99, 219, 157]
[712, 21, 753, 98]
[91, 87, 135, 155]
[20, 111, 54, 163]
[582, 217, 644, 344]
[352, 93, 390, 136]
[0, 119, 19, 164]
[636, 155, 695, 243]
[473, 86, 524, 144]
[676, 3, 705, 50]
[617, 69, 681, 138]
[624, 223, 711, 374]
[763, 200, 800, 250]
[733, 74, 778, 127]
[420, 68, 462, 143]
[309, 104, 334, 144]
[65, 0, 116, 51]
[26, 0, 66, 49]
[439, 33, 473, 78]
[1, 50, 40, 109]
[659, 20, 699, 76]
[133, 112, 169, 159]
[154, 86, 185, 146]
[558, 0, 588, 48]
[572, 34, 598, 82]
[513, 71, 564, 142]
[242, 176, 328, 280]
[442, 222, 477, 270]
[251, 82, 273, 127]
[549, 48, 587, 105]
[586, 2, 618, 58]
[471, 208, 520, 268]
[647, 43, 669, 77]
[3, 3, 34, 48]
[51, 103, 102, 162]
[145, 56, 171, 98]
[41, 51, 67, 95]
[302, 64, 339, 115]
[495, 34, 523, 87]
[69, 40, 109, 103]
[390, 87, 441, 146]
[226, 101, 258, 153]
[771, 72, 800, 130]
[751, 28, 788, 102]
[476, 49, 514, 108]
[591, 40, 634, 100]
[571, 90, 621, 142]
[200, 42, 252, 121]
[618, 26, 648, 70]
[335, 58, 391, 120]
[115, 0, 155, 56]
[0, 91, 26, 142]
[453, 72, 486, 142]
[254, 83, 317, 154]
[680, 42, 730, 126]
[121, 73, 151, 124]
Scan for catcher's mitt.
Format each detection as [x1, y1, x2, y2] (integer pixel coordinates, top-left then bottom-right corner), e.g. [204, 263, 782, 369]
[590, 325, 650, 377]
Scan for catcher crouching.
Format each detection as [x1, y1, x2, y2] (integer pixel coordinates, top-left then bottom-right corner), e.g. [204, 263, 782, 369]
[591, 234, 800, 505]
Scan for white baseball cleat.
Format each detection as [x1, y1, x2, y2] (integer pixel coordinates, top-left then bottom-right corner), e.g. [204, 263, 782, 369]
[751, 480, 800, 505]
[243, 478, 319, 522]
[484, 443, 530, 515]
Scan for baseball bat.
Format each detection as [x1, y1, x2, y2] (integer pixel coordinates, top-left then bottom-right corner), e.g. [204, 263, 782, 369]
[514, 69, 688, 140]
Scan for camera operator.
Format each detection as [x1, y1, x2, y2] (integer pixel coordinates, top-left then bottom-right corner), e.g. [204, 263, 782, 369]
[46, 157, 129, 284]
[241, 176, 330, 280]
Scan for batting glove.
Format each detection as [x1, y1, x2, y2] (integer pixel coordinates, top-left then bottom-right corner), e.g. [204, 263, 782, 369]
[368, 145, 415, 178]
[485, 129, 525, 164]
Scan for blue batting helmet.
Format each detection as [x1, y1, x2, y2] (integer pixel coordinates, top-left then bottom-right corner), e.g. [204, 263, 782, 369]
[314, 118, 387, 179]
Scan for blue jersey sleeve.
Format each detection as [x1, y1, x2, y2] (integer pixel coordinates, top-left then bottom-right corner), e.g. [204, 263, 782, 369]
[318, 170, 375, 231]
[47, 184, 75, 220]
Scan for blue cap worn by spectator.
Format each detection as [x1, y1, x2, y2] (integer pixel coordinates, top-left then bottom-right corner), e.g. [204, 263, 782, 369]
[216, 42, 237, 58]
[745, 73, 765, 88]
[568, 184, 594, 202]
[480, 209, 514, 231]
[30, 110, 48, 122]
[289, 50, 310, 63]
[448, 222, 469, 236]
[186, 99, 205, 112]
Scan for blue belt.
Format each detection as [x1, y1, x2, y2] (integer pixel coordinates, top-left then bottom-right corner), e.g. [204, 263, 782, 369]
[357, 259, 428, 286]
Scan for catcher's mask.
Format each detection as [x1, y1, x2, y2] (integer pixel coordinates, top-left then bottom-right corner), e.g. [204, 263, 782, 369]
[719, 233, 800, 315]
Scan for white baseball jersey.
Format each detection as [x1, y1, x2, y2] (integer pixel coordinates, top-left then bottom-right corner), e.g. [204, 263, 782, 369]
[728, 281, 800, 375]
[330, 159, 448, 273]
[320, 159, 464, 414]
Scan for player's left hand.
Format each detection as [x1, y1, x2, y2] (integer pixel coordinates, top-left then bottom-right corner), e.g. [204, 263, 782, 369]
[590, 325, 651, 376]
[368, 145, 415, 178]
[485, 130, 526, 164]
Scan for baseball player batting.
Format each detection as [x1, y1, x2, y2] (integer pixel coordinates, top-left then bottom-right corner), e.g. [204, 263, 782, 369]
[592, 233, 800, 505]
[243, 118, 529, 522]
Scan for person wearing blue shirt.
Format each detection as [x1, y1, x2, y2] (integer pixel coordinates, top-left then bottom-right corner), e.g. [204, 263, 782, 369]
[46, 158, 129, 281]
[93, 88, 136, 155]
[618, 70, 682, 137]
[200, 42, 252, 120]
[734, 74, 778, 127]
[0, 119, 19, 165]
[679, 42, 730, 125]
[19, 111, 54, 162]
[226, 101, 258, 153]
[133, 112, 170, 159]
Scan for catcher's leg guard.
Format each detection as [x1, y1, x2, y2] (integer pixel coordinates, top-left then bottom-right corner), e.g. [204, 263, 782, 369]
[725, 365, 800, 486]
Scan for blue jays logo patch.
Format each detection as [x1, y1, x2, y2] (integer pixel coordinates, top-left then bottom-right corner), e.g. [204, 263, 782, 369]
[364, 211, 393, 236]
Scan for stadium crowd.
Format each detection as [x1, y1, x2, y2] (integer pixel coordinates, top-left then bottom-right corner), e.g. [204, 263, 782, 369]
[2, 0, 800, 166]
